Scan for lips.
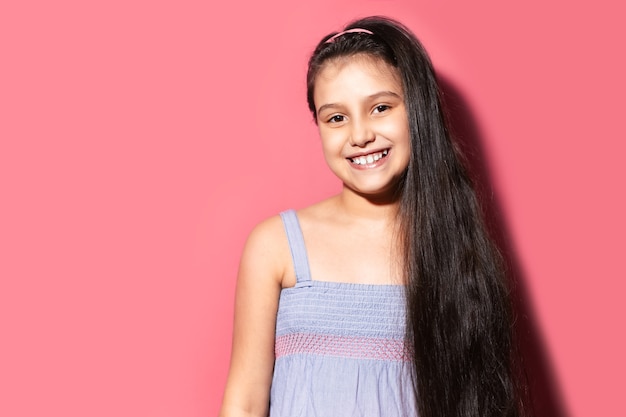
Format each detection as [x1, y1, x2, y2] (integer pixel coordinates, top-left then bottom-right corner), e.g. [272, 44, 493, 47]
[348, 149, 389, 165]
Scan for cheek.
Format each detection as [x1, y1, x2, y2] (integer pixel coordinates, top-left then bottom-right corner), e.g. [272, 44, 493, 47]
[389, 124, 411, 168]
[318, 133, 346, 176]
[319, 129, 343, 154]
[318, 139, 336, 169]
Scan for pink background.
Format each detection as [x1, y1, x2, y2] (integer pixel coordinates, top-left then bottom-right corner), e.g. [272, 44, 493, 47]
[1, 1, 624, 416]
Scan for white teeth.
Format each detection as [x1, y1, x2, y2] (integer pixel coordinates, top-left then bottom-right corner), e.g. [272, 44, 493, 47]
[350, 149, 388, 165]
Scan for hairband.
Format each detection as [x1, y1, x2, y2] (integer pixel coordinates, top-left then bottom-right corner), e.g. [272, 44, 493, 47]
[325, 28, 374, 44]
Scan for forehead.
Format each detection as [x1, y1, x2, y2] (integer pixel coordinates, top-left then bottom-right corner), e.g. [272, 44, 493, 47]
[314, 55, 402, 102]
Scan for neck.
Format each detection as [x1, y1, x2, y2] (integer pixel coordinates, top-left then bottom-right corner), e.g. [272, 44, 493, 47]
[335, 186, 401, 226]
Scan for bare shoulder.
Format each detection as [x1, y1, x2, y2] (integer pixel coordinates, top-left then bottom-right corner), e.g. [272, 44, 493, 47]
[245, 214, 287, 253]
[239, 213, 291, 288]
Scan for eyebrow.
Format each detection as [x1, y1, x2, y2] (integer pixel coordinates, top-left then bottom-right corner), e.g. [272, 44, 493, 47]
[316, 91, 403, 115]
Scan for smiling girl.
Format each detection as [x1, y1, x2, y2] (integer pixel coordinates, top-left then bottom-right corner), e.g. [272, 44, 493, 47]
[220, 16, 524, 417]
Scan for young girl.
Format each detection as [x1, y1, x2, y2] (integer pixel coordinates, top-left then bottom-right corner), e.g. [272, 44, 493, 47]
[220, 16, 523, 417]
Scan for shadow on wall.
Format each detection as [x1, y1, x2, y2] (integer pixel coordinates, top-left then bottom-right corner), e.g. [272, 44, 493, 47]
[437, 74, 569, 417]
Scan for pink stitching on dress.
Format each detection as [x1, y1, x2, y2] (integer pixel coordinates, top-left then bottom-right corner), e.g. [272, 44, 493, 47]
[275, 333, 412, 362]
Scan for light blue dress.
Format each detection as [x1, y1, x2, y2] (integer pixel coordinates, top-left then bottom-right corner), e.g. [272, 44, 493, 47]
[270, 210, 417, 416]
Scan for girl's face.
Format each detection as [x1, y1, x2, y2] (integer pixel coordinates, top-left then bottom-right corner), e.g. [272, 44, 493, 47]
[313, 55, 410, 200]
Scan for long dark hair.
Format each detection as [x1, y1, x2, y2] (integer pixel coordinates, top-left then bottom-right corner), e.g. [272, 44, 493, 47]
[307, 16, 524, 417]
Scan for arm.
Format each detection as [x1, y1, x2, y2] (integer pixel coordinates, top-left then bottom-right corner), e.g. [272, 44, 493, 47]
[219, 217, 286, 417]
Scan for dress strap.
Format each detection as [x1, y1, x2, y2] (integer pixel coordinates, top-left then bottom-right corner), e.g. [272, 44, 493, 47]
[280, 210, 312, 285]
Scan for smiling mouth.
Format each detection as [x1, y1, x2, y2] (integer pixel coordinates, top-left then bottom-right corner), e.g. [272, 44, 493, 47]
[348, 149, 389, 165]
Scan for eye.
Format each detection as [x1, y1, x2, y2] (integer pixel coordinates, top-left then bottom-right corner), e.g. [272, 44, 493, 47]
[327, 114, 345, 123]
[373, 104, 390, 114]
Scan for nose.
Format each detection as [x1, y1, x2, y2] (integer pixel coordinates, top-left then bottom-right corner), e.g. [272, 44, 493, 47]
[349, 118, 375, 147]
